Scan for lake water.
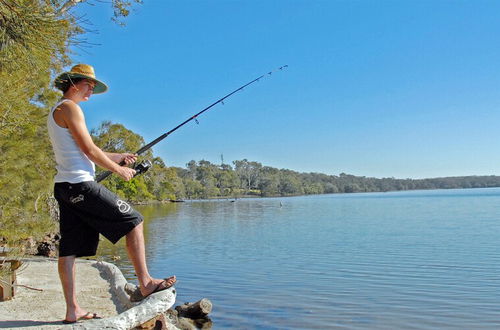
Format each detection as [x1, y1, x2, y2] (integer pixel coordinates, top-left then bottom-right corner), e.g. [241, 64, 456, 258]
[98, 188, 500, 329]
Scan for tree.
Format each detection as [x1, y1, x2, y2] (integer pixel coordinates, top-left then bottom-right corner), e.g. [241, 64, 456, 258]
[0, 1, 75, 247]
[215, 164, 239, 196]
[145, 159, 183, 200]
[195, 160, 219, 198]
[91, 121, 145, 152]
[91, 121, 157, 200]
[278, 170, 304, 196]
[233, 159, 262, 193]
[258, 166, 280, 197]
[183, 179, 204, 199]
[0, 0, 143, 249]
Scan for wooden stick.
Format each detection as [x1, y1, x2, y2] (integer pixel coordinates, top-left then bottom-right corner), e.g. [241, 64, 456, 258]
[14, 284, 43, 292]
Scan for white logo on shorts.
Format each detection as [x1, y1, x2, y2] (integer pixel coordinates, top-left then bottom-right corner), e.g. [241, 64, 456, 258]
[70, 194, 84, 204]
[116, 199, 131, 213]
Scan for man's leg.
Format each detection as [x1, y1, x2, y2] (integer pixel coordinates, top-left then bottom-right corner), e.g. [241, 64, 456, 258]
[58, 256, 96, 322]
[125, 222, 176, 296]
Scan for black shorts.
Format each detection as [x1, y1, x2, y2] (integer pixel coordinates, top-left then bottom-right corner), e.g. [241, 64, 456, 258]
[54, 181, 143, 257]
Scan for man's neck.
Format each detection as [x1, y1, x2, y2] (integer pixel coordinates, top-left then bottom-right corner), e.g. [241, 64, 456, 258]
[63, 93, 81, 104]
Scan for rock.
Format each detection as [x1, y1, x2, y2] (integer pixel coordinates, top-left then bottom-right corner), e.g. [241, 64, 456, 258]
[175, 299, 212, 319]
[33, 233, 60, 257]
[136, 314, 168, 329]
[23, 237, 37, 255]
[164, 309, 179, 326]
[177, 317, 197, 330]
[198, 319, 213, 329]
[36, 241, 56, 257]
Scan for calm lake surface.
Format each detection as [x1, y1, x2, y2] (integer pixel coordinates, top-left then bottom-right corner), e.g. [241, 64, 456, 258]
[98, 188, 500, 329]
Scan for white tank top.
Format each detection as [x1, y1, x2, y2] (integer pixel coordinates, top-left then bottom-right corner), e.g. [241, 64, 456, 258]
[47, 99, 95, 183]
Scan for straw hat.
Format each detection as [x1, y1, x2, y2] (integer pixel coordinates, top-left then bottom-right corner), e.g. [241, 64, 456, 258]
[54, 64, 108, 94]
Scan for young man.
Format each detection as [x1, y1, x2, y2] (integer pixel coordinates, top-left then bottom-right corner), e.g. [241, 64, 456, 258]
[48, 64, 176, 324]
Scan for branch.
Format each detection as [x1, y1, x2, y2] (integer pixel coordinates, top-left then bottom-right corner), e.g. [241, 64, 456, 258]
[57, 0, 85, 15]
[14, 284, 43, 292]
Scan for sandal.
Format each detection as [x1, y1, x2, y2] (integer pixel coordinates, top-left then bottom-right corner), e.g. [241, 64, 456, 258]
[62, 312, 101, 324]
[130, 276, 176, 302]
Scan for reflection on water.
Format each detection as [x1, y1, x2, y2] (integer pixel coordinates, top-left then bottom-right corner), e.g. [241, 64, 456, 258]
[97, 189, 500, 329]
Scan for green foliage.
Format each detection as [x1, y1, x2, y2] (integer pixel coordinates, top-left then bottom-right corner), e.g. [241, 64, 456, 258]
[91, 121, 145, 153]
[233, 159, 262, 192]
[145, 161, 182, 200]
[111, 0, 143, 25]
[165, 159, 500, 199]
[0, 0, 74, 247]
[0, 0, 142, 249]
[91, 121, 155, 201]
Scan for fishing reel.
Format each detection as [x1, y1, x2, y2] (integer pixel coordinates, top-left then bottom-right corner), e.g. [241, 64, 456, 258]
[133, 160, 152, 177]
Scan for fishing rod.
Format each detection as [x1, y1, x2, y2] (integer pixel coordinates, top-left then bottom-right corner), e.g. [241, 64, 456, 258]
[96, 65, 288, 182]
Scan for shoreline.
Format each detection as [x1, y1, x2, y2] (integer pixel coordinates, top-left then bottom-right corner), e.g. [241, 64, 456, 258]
[131, 186, 500, 205]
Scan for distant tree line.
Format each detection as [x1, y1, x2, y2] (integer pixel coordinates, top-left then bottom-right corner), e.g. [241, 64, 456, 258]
[92, 122, 500, 202]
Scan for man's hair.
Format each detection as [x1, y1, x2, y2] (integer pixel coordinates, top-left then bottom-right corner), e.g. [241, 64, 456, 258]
[59, 77, 85, 93]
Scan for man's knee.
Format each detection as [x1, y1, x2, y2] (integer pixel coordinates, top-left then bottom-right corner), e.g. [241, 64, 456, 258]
[58, 255, 76, 273]
[59, 255, 76, 262]
[126, 222, 143, 237]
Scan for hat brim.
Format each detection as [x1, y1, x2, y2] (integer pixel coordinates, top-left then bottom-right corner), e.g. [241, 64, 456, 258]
[54, 72, 108, 94]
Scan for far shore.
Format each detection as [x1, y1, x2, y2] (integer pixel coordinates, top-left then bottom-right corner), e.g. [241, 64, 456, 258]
[130, 186, 500, 205]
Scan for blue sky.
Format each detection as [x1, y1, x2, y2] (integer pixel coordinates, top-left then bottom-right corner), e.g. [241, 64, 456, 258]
[71, 0, 500, 179]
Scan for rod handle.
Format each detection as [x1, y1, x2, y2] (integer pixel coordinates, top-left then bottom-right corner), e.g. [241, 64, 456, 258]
[96, 170, 112, 182]
[96, 159, 126, 183]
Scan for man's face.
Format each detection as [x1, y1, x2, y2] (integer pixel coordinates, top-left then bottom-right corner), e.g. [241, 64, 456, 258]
[74, 79, 96, 101]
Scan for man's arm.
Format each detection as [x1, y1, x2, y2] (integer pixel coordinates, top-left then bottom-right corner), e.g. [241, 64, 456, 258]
[60, 102, 136, 181]
[104, 152, 137, 165]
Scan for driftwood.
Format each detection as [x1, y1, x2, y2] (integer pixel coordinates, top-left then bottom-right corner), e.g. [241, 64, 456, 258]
[68, 285, 176, 330]
[62, 261, 212, 330]
[123, 283, 213, 329]
[64, 261, 177, 330]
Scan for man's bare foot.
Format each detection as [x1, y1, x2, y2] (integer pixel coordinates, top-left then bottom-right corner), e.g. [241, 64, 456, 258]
[139, 275, 176, 297]
[64, 307, 101, 324]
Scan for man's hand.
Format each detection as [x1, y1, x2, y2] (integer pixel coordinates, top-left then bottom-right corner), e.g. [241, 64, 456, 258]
[115, 166, 136, 181]
[120, 153, 138, 165]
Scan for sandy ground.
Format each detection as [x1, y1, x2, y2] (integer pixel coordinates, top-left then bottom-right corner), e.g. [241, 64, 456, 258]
[0, 257, 119, 329]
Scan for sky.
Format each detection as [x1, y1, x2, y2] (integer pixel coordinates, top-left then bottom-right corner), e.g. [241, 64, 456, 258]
[71, 0, 500, 179]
